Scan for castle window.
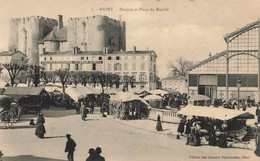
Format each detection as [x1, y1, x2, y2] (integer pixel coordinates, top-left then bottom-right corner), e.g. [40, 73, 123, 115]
[44, 57, 46, 61]
[81, 57, 84, 60]
[86, 57, 88, 60]
[21, 57, 24, 61]
[50, 57, 52, 60]
[108, 56, 112, 60]
[116, 56, 120, 60]
[99, 57, 102, 60]
[75, 64, 79, 70]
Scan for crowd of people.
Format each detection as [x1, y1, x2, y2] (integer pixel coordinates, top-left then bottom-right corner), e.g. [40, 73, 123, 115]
[177, 116, 245, 148]
[162, 93, 188, 109]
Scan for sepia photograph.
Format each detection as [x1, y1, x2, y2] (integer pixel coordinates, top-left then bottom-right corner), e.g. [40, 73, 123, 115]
[0, 0, 260, 160]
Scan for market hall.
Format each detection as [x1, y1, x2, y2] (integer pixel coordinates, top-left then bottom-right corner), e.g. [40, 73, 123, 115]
[188, 19, 260, 104]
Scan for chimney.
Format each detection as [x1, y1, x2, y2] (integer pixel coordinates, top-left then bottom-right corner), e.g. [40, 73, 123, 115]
[209, 52, 212, 57]
[81, 42, 87, 51]
[42, 48, 46, 54]
[57, 15, 63, 30]
[133, 46, 136, 53]
[105, 47, 109, 54]
[73, 47, 79, 54]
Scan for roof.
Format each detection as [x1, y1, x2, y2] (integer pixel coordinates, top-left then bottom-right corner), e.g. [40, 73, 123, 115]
[161, 75, 186, 81]
[189, 50, 227, 71]
[178, 105, 255, 120]
[42, 30, 58, 42]
[40, 26, 68, 43]
[224, 19, 260, 42]
[0, 51, 26, 57]
[3, 87, 46, 96]
[40, 50, 156, 56]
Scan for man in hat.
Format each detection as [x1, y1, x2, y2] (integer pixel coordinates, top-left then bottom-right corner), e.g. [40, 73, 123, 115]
[95, 147, 105, 161]
[65, 134, 77, 161]
[86, 148, 96, 161]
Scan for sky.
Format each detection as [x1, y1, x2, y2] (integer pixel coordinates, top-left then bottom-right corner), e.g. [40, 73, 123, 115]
[1, 0, 260, 78]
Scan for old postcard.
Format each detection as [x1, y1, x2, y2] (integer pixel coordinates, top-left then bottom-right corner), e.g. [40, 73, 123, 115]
[0, 0, 260, 161]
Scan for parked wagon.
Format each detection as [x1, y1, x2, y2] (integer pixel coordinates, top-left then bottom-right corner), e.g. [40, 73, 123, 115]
[0, 95, 18, 128]
[3, 87, 50, 114]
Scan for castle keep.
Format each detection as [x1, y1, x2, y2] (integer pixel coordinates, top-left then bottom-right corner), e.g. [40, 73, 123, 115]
[9, 16, 58, 65]
[4, 15, 156, 90]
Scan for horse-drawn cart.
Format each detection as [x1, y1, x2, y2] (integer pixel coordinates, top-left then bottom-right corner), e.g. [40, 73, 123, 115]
[0, 95, 18, 128]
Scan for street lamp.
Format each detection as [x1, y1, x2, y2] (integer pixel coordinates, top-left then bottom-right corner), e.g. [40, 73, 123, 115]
[236, 80, 242, 108]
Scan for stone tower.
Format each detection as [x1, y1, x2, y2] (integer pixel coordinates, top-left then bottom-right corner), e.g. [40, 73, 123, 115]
[67, 15, 126, 52]
[8, 16, 57, 65]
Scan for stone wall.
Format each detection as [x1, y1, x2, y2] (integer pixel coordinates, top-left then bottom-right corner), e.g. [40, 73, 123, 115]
[8, 16, 57, 65]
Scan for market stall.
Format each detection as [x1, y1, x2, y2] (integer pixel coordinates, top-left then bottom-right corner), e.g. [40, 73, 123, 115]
[3, 87, 50, 113]
[110, 92, 151, 120]
[188, 94, 211, 106]
[178, 105, 255, 146]
[143, 94, 163, 109]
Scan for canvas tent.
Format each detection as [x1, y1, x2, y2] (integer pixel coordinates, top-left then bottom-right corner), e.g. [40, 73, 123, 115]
[150, 89, 168, 96]
[163, 88, 180, 94]
[143, 94, 163, 108]
[3, 87, 48, 100]
[110, 92, 151, 108]
[177, 105, 255, 120]
[66, 86, 100, 102]
[110, 92, 151, 120]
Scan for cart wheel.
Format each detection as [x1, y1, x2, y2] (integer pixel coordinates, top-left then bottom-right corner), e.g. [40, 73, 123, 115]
[0, 111, 15, 128]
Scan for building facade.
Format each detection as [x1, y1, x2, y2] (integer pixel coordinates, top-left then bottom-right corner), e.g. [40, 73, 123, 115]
[0, 51, 27, 82]
[39, 47, 157, 90]
[161, 75, 187, 93]
[188, 19, 260, 102]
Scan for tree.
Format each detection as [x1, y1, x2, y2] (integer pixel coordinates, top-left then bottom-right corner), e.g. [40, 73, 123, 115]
[114, 74, 121, 89]
[55, 69, 70, 94]
[3, 63, 27, 86]
[41, 71, 54, 84]
[106, 73, 115, 88]
[70, 72, 80, 86]
[168, 56, 193, 77]
[27, 65, 44, 87]
[90, 73, 98, 87]
[97, 73, 107, 94]
[129, 76, 136, 89]
[79, 72, 90, 87]
[123, 75, 131, 91]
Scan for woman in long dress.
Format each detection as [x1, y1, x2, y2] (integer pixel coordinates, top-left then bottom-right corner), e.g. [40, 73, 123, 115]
[185, 119, 191, 135]
[218, 121, 228, 148]
[35, 113, 46, 138]
[177, 116, 186, 135]
[156, 115, 162, 131]
[254, 124, 260, 156]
